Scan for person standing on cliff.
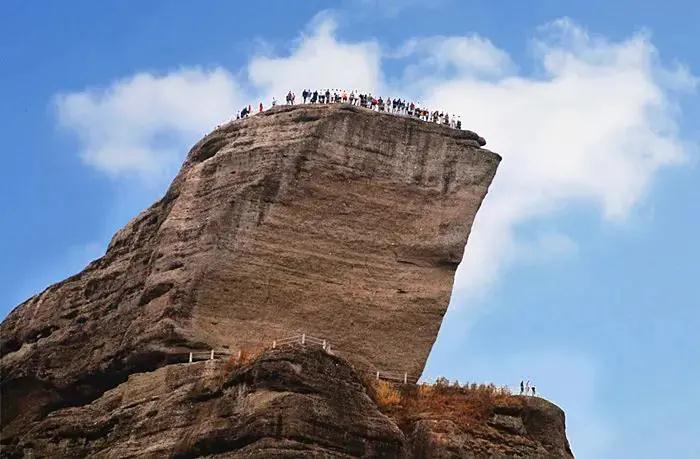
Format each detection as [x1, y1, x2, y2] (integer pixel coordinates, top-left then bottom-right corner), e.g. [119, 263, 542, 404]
[532, 385, 536, 397]
[520, 380, 525, 395]
[302, 89, 309, 104]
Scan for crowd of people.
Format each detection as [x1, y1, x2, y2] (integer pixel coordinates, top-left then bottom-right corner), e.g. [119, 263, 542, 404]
[234, 89, 463, 130]
[520, 380, 537, 396]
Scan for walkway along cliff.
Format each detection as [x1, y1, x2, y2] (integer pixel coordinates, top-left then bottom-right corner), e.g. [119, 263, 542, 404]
[0, 103, 572, 457]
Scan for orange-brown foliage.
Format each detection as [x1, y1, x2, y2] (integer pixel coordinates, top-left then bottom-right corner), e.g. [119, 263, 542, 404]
[365, 377, 515, 433]
[372, 380, 402, 408]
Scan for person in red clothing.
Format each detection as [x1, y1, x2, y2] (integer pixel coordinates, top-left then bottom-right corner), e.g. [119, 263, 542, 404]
[259, 102, 263, 112]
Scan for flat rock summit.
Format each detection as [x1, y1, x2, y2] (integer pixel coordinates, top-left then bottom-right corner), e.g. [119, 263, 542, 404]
[1, 104, 573, 457]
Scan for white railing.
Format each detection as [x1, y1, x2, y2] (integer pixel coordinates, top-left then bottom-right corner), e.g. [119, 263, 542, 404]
[179, 332, 421, 385]
[373, 370, 420, 384]
[272, 333, 331, 352]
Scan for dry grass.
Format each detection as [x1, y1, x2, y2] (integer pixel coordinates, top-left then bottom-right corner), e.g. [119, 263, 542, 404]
[365, 376, 515, 433]
[372, 380, 403, 407]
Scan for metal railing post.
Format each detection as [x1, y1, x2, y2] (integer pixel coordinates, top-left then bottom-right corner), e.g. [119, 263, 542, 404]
[272, 340, 276, 349]
[189, 352, 193, 363]
[376, 371, 380, 380]
[301, 333, 306, 345]
[404, 373, 408, 384]
[210, 349, 214, 360]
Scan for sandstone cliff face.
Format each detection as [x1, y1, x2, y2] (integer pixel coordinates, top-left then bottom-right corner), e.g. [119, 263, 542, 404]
[2, 347, 572, 458]
[1, 104, 500, 437]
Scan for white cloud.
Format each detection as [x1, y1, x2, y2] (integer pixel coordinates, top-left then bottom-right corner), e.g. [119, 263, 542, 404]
[56, 18, 382, 181]
[248, 16, 381, 100]
[395, 35, 514, 81]
[56, 68, 244, 179]
[392, 18, 694, 297]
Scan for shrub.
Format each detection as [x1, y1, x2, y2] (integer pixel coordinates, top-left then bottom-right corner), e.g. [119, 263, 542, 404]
[373, 380, 402, 408]
[435, 376, 450, 387]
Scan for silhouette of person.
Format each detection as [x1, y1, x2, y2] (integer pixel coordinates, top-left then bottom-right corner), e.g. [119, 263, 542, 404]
[520, 380, 524, 395]
[532, 386, 536, 397]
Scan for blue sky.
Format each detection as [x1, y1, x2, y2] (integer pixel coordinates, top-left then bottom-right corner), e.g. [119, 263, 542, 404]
[2, 1, 698, 457]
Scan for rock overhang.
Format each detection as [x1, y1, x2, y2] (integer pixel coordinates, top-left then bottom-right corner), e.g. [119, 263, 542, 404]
[1, 103, 500, 434]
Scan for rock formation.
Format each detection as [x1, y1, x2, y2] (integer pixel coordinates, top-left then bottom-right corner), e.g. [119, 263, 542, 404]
[0, 104, 574, 457]
[2, 346, 572, 458]
[1, 104, 499, 437]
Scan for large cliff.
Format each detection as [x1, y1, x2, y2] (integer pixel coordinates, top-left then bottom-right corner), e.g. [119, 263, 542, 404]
[0, 104, 571, 458]
[1, 104, 498, 431]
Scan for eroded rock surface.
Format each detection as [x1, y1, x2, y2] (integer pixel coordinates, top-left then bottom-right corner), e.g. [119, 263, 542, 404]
[409, 398, 573, 458]
[1, 104, 500, 437]
[2, 347, 571, 458]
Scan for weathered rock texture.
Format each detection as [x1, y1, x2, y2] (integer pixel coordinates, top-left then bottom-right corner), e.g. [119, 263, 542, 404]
[408, 398, 573, 458]
[2, 347, 572, 458]
[1, 104, 500, 438]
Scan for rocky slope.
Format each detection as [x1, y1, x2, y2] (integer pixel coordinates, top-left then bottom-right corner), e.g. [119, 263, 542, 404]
[2, 346, 572, 458]
[1, 104, 500, 440]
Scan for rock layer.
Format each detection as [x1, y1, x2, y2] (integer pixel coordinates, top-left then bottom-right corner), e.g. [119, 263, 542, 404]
[1, 104, 499, 437]
[2, 347, 572, 458]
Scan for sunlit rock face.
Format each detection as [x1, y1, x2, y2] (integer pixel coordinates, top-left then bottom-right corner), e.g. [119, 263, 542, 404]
[1, 104, 499, 437]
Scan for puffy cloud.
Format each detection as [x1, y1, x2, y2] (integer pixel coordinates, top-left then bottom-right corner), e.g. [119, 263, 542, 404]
[56, 68, 243, 179]
[391, 18, 694, 297]
[56, 17, 382, 181]
[395, 35, 514, 81]
[248, 16, 381, 100]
